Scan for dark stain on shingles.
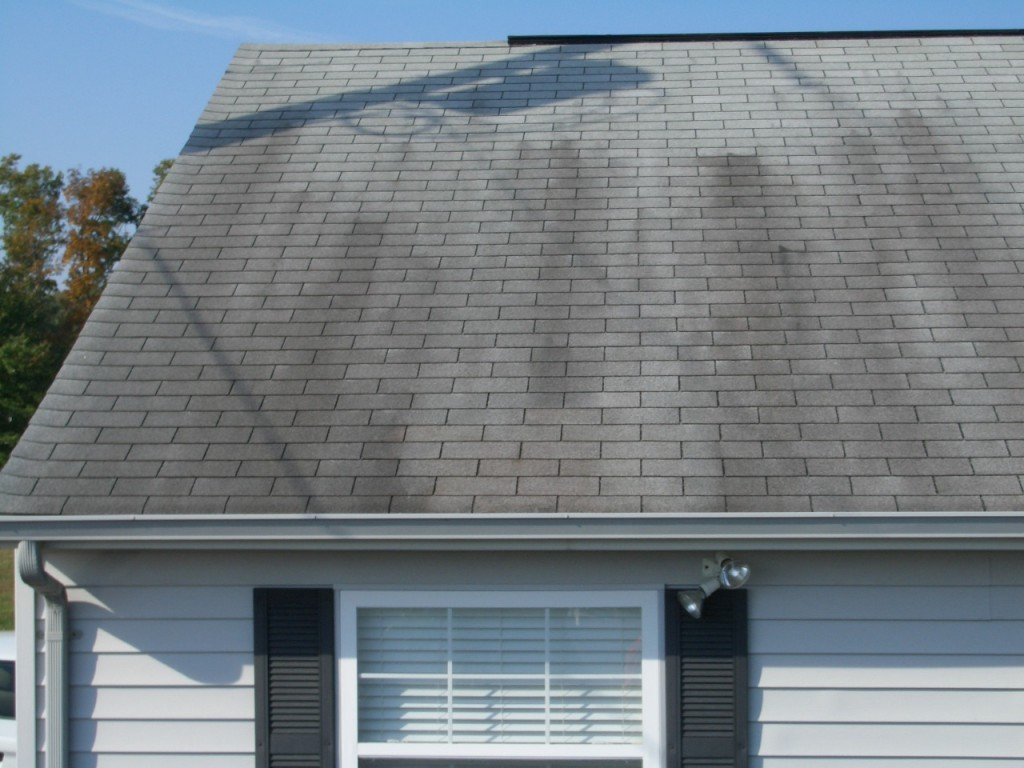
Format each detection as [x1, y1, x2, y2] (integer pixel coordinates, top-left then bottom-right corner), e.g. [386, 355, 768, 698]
[729, 42, 1021, 510]
[498, 134, 616, 511]
[316, 51, 654, 511]
[181, 50, 654, 512]
[133, 41, 1022, 514]
[692, 152, 814, 507]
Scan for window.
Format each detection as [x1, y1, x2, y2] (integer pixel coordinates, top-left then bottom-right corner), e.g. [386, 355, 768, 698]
[254, 586, 748, 768]
[338, 591, 664, 768]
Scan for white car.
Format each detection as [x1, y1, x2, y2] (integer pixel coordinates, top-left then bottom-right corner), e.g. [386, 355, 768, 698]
[0, 631, 14, 768]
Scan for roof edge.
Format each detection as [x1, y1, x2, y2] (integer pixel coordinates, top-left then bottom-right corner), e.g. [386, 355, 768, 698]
[508, 29, 1024, 46]
[234, 41, 507, 51]
[3, 512, 1024, 551]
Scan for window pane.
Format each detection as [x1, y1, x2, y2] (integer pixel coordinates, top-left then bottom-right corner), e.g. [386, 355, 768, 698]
[357, 606, 642, 746]
[452, 609, 545, 675]
[452, 679, 546, 743]
[549, 680, 642, 744]
[549, 609, 642, 676]
[548, 608, 642, 744]
[360, 608, 449, 675]
[362, 761, 640, 768]
[360, 679, 448, 743]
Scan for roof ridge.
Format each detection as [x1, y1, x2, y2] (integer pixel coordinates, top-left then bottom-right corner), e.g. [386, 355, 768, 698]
[508, 29, 1024, 46]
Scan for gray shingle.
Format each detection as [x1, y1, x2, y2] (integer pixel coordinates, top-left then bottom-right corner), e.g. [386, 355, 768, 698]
[4, 34, 1024, 515]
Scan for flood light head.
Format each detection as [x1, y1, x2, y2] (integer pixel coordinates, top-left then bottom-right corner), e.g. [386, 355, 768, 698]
[677, 590, 704, 619]
[718, 558, 750, 589]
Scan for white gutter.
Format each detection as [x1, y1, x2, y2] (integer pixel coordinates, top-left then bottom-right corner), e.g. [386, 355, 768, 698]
[16, 541, 67, 768]
[1, 511, 1024, 550]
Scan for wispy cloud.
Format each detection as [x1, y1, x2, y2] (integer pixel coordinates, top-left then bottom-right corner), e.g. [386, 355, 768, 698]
[72, 0, 324, 42]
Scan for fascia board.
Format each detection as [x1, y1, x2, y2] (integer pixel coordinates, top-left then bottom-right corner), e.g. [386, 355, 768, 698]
[1, 512, 1024, 550]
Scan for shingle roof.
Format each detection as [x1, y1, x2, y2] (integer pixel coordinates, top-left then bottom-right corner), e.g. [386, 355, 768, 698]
[3, 33, 1024, 515]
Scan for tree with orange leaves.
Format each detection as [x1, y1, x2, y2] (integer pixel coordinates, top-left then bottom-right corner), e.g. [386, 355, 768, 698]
[0, 154, 64, 283]
[62, 168, 141, 329]
[0, 154, 160, 466]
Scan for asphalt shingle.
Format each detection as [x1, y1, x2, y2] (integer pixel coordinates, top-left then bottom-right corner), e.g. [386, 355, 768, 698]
[3, 33, 1024, 514]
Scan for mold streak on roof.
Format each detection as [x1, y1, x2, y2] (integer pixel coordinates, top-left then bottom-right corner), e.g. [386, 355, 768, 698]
[2, 33, 1024, 515]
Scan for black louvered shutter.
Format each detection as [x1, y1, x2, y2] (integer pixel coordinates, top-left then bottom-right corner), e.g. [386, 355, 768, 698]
[255, 588, 335, 768]
[665, 588, 748, 768]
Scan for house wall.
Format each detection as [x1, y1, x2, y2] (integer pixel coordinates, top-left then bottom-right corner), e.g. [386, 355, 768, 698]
[20, 547, 1024, 767]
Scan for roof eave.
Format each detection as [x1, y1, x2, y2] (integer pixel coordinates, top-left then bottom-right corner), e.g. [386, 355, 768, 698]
[2, 512, 1024, 551]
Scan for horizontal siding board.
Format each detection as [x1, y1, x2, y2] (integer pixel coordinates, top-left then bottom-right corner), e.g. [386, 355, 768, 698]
[71, 587, 251, 619]
[73, 619, 252, 653]
[753, 552, 1020, 587]
[72, 686, 253, 719]
[51, 551, 1024, 591]
[752, 689, 1024, 723]
[71, 720, 253, 753]
[749, 586, 994, 621]
[755, 760, 1024, 767]
[991, 587, 1024, 619]
[51, 550, 352, 587]
[55, 551, 1024, 589]
[73, 757, 252, 768]
[752, 655, 1024, 689]
[751, 620, 1024, 655]
[753, 586, 1024, 621]
[991, 558, 1024, 587]
[71, 652, 253, 686]
[754, 723, 1024, 758]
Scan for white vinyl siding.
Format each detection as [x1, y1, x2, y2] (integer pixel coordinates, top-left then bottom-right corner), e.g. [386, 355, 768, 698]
[66, 585, 254, 766]
[20, 549, 1024, 768]
[749, 565, 1024, 764]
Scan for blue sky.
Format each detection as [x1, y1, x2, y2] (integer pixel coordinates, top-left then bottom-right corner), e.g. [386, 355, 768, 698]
[1, 1, 1022, 202]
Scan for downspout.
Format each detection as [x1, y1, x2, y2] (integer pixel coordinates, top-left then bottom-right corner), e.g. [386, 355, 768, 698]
[16, 541, 68, 768]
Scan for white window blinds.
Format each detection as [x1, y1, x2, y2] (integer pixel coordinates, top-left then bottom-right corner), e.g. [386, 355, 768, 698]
[357, 606, 643, 746]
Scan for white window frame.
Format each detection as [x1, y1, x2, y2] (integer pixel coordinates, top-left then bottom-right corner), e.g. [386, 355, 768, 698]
[338, 589, 664, 768]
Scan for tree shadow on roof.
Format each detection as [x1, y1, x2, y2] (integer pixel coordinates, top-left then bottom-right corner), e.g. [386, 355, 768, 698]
[182, 47, 657, 151]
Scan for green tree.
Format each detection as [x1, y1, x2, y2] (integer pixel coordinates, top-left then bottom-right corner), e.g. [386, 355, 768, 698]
[0, 154, 68, 467]
[148, 158, 174, 204]
[0, 155, 153, 468]
[0, 330, 64, 461]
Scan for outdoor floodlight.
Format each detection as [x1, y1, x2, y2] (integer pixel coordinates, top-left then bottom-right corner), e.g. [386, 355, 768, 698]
[677, 553, 751, 619]
[677, 590, 705, 619]
[718, 557, 750, 589]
